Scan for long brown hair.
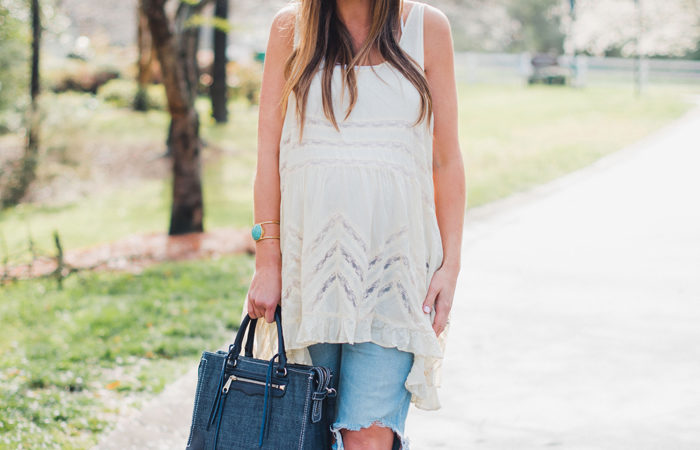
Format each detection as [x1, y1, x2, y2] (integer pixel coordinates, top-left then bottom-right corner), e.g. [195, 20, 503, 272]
[279, 0, 433, 143]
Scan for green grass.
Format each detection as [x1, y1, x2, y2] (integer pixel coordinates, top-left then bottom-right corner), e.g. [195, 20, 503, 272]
[0, 253, 253, 448]
[459, 83, 697, 206]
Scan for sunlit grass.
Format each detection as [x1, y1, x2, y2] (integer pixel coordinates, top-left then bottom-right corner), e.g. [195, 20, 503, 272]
[0, 253, 253, 448]
[459, 83, 697, 206]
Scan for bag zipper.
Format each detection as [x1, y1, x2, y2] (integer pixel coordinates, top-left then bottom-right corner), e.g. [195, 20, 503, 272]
[222, 374, 286, 393]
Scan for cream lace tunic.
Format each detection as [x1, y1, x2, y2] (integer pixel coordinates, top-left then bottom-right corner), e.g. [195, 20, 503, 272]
[244, 1, 450, 410]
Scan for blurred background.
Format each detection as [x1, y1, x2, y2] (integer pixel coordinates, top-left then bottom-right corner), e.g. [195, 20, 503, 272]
[0, 0, 698, 447]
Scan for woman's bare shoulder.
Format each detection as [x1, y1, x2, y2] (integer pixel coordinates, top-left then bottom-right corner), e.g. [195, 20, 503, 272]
[263, 2, 299, 70]
[267, 2, 299, 50]
[421, 2, 453, 72]
[421, 1, 450, 25]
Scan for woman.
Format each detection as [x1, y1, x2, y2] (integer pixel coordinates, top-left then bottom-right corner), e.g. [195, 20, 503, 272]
[245, 0, 465, 448]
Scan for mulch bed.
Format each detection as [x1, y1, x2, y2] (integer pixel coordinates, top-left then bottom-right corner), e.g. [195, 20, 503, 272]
[4, 227, 256, 281]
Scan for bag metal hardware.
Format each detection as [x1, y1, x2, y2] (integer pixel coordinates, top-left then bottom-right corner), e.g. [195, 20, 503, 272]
[222, 374, 286, 393]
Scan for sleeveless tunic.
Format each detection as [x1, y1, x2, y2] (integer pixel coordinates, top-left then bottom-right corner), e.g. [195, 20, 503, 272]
[245, 1, 449, 411]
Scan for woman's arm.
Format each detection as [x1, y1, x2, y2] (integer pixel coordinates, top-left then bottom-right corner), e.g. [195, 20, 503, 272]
[247, 5, 296, 324]
[421, 4, 466, 337]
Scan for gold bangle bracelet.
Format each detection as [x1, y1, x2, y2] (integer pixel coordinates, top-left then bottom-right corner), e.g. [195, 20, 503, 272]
[257, 220, 280, 225]
[255, 236, 280, 241]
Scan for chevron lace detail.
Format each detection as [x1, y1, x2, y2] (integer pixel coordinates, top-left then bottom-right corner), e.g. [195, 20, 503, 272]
[308, 211, 368, 254]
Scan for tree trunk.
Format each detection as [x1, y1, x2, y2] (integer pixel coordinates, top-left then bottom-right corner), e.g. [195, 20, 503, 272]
[2, 0, 41, 208]
[210, 0, 228, 123]
[165, 0, 208, 157]
[25, 0, 41, 190]
[142, 0, 204, 235]
[30, 0, 40, 107]
[134, 0, 155, 111]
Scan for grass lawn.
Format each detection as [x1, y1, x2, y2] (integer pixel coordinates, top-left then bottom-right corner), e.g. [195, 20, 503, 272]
[459, 83, 697, 206]
[0, 253, 253, 448]
[1, 83, 697, 260]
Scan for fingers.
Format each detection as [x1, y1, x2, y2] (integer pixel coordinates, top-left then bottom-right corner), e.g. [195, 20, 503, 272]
[422, 281, 439, 316]
[246, 292, 255, 317]
[247, 292, 262, 319]
[247, 290, 278, 323]
[432, 289, 455, 337]
[423, 281, 447, 337]
[432, 302, 449, 337]
[253, 304, 265, 320]
[264, 304, 276, 324]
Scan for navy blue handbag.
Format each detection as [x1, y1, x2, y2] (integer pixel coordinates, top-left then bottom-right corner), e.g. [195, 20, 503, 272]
[186, 305, 337, 449]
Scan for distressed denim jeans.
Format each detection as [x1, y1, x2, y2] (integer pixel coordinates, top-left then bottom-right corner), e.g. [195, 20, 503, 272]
[307, 341, 414, 449]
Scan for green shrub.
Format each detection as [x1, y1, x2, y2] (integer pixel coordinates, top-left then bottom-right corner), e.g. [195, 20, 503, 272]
[45, 59, 121, 95]
[97, 79, 166, 111]
[228, 61, 262, 105]
[0, 0, 29, 133]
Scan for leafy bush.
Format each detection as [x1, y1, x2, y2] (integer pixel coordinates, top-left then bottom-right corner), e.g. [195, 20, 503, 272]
[0, 0, 29, 133]
[227, 61, 262, 105]
[45, 59, 121, 95]
[97, 79, 166, 110]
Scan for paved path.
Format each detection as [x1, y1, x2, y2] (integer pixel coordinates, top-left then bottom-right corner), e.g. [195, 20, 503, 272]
[406, 103, 700, 449]
[95, 104, 700, 450]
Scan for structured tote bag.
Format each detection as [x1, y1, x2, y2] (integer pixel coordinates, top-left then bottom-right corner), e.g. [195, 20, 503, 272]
[186, 305, 337, 449]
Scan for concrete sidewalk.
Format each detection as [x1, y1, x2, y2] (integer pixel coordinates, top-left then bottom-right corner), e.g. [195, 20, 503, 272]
[95, 104, 700, 450]
[406, 103, 700, 449]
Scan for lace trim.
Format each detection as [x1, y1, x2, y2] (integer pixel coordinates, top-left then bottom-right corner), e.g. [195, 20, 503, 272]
[279, 222, 435, 309]
[283, 137, 425, 167]
[280, 158, 435, 212]
[305, 115, 421, 131]
[280, 157, 411, 176]
[285, 212, 430, 310]
[308, 211, 368, 254]
[301, 263, 424, 310]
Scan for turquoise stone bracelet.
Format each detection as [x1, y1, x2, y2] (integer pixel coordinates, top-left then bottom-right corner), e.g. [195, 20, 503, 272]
[251, 223, 263, 240]
[251, 220, 280, 241]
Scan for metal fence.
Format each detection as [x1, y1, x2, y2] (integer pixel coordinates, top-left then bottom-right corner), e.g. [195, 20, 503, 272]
[454, 52, 700, 86]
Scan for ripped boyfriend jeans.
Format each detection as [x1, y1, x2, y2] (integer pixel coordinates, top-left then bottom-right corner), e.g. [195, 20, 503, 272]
[307, 341, 414, 450]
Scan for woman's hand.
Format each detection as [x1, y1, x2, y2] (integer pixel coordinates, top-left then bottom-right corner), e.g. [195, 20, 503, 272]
[246, 261, 282, 324]
[422, 264, 459, 337]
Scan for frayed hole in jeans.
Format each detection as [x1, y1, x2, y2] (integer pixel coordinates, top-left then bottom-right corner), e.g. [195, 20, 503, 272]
[330, 421, 410, 450]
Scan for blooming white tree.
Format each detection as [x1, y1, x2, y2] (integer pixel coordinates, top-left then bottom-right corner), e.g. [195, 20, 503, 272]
[562, 0, 700, 57]
[439, 0, 520, 51]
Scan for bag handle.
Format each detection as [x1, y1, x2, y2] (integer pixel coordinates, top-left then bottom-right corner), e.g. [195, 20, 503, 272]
[243, 305, 284, 358]
[227, 305, 287, 376]
[244, 317, 257, 357]
[242, 309, 282, 356]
